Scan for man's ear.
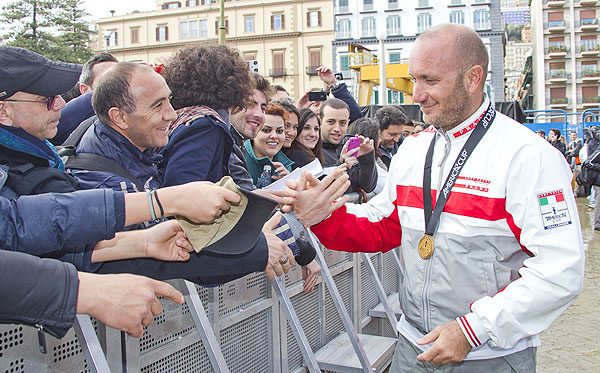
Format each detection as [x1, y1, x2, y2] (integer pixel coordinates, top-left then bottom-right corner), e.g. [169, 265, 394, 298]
[0, 102, 14, 126]
[79, 83, 91, 95]
[465, 65, 484, 95]
[108, 107, 129, 131]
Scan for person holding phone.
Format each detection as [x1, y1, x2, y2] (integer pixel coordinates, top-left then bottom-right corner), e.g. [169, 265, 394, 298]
[286, 108, 324, 169]
[243, 103, 294, 187]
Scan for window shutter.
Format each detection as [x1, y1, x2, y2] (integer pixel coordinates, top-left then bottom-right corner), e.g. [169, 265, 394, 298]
[156, 27, 159, 41]
[307, 12, 310, 27]
[548, 11, 564, 21]
[271, 15, 274, 30]
[318, 11, 321, 26]
[114, 31, 118, 45]
[581, 9, 596, 18]
[215, 20, 219, 34]
[281, 14, 285, 29]
[162, 4, 168, 9]
[225, 20, 229, 34]
[186, 0, 189, 6]
[165, 26, 169, 41]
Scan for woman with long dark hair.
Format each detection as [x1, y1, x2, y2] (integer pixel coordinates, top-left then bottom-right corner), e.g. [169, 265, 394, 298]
[286, 108, 324, 169]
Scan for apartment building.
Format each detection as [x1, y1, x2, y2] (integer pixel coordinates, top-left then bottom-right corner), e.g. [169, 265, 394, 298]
[505, 41, 533, 99]
[530, 0, 600, 117]
[332, 0, 505, 104]
[95, 0, 334, 99]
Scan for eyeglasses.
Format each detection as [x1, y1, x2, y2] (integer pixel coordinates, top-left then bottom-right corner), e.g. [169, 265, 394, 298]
[2, 95, 58, 110]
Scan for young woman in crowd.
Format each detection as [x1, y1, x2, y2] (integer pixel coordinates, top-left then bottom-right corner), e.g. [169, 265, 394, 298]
[275, 99, 300, 152]
[286, 108, 324, 169]
[243, 103, 294, 188]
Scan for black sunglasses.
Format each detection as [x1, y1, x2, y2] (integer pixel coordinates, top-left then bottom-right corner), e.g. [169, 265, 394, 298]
[2, 95, 58, 110]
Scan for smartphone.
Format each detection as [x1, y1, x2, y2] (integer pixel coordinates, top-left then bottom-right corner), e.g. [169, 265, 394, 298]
[308, 91, 327, 101]
[347, 137, 361, 157]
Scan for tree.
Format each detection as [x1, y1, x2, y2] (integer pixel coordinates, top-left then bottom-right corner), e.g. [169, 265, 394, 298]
[0, 0, 93, 63]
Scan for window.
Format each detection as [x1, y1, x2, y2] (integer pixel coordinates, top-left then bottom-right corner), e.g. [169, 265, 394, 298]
[417, 0, 429, 8]
[362, 17, 376, 38]
[189, 20, 198, 38]
[162, 2, 181, 9]
[473, 9, 490, 30]
[308, 48, 321, 74]
[106, 30, 117, 46]
[215, 19, 229, 35]
[272, 50, 285, 77]
[450, 10, 464, 24]
[548, 11, 564, 28]
[581, 35, 598, 51]
[388, 0, 399, 9]
[364, 0, 374, 11]
[337, 0, 349, 13]
[417, 13, 432, 33]
[130, 28, 139, 44]
[389, 51, 401, 63]
[582, 86, 599, 104]
[550, 87, 567, 104]
[549, 62, 565, 78]
[186, 0, 197, 6]
[199, 19, 208, 36]
[156, 26, 168, 42]
[450, 0, 463, 4]
[271, 14, 285, 30]
[243, 51, 256, 61]
[336, 18, 351, 39]
[580, 10, 597, 26]
[245, 16, 254, 33]
[387, 15, 401, 36]
[340, 55, 350, 73]
[308, 11, 321, 27]
[548, 36, 566, 52]
[582, 63, 598, 76]
[179, 21, 189, 39]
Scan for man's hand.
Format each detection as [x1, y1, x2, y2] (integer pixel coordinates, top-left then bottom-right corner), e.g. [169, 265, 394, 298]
[285, 168, 350, 226]
[416, 320, 472, 366]
[297, 90, 312, 110]
[144, 220, 193, 262]
[317, 66, 337, 87]
[164, 181, 241, 223]
[262, 212, 295, 280]
[339, 140, 359, 168]
[252, 189, 295, 213]
[301, 259, 321, 293]
[357, 135, 375, 157]
[76, 272, 184, 338]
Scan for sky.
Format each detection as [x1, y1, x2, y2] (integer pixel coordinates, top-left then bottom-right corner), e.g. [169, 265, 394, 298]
[0, 0, 155, 21]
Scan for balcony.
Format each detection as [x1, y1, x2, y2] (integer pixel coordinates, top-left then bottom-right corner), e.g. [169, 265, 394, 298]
[548, 44, 568, 57]
[549, 69, 568, 83]
[547, 0, 565, 7]
[269, 68, 287, 78]
[549, 97, 569, 108]
[582, 67, 600, 81]
[579, 0, 597, 5]
[306, 66, 319, 76]
[582, 96, 600, 107]
[547, 20, 566, 32]
[581, 43, 599, 55]
[580, 18, 598, 31]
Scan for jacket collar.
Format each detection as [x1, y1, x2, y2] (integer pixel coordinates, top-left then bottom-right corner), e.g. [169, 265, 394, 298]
[441, 97, 491, 142]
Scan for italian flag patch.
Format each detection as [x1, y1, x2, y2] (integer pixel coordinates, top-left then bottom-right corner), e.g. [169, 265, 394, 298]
[537, 189, 572, 230]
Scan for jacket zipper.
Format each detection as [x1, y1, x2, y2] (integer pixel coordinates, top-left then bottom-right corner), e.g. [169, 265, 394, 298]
[421, 130, 451, 332]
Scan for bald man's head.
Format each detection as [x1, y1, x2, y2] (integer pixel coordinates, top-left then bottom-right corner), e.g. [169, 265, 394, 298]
[417, 24, 488, 84]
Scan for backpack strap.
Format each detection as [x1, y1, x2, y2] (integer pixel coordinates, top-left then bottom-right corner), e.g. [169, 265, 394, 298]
[65, 153, 146, 192]
[61, 116, 97, 147]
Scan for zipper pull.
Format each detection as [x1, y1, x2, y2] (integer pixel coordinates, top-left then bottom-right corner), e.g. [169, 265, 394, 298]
[36, 324, 47, 354]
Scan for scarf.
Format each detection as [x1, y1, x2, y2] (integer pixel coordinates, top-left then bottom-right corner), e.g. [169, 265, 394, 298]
[169, 105, 226, 135]
[0, 124, 64, 170]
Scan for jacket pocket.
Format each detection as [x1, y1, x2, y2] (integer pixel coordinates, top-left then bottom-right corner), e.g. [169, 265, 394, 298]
[482, 261, 499, 296]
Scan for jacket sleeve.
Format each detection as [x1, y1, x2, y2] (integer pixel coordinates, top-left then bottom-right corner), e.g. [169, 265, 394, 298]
[347, 150, 377, 193]
[228, 147, 257, 190]
[459, 144, 585, 349]
[0, 250, 79, 339]
[161, 120, 227, 185]
[0, 189, 123, 256]
[331, 83, 362, 124]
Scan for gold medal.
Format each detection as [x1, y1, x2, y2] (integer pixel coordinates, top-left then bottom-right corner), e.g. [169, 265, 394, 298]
[418, 234, 434, 259]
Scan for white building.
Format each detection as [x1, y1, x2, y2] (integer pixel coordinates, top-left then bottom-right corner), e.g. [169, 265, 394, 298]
[332, 0, 505, 104]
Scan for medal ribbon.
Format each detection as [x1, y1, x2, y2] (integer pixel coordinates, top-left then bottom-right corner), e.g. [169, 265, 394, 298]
[422, 102, 496, 236]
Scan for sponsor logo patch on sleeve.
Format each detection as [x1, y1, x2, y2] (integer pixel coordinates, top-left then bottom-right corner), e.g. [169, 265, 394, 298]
[537, 189, 572, 230]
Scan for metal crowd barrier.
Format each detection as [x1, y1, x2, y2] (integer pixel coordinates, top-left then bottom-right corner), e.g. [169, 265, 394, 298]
[0, 192, 400, 372]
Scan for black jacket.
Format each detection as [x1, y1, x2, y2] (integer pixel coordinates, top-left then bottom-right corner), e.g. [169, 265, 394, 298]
[321, 141, 377, 193]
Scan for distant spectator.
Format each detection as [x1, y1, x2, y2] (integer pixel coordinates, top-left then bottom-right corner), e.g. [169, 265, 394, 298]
[413, 121, 425, 134]
[79, 52, 119, 94]
[536, 129, 546, 139]
[548, 128, 567, 156]
[375, 105, 409, 169]
[287, 108, 324, 168]
[566, 131, 582, 169]
[349, 117, 388, 194]
[243, 103, 293, 187]
[271, 85, 293, 103]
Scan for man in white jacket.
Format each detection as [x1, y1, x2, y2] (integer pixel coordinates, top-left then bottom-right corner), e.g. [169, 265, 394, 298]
[286, 23, 585, 371]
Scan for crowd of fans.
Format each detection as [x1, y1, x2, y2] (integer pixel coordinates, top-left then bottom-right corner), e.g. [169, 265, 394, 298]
[0, 45, 421, 340]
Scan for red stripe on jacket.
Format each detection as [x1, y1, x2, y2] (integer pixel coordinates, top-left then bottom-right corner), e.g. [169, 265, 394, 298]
[311, 204, 403, 253]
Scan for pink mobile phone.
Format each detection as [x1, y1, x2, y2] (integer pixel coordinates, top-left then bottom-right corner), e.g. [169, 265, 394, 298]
[347, 137, 361, 157]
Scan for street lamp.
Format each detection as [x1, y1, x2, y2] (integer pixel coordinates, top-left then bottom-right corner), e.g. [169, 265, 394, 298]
[376, 29, 387, 105]
[103, 31, 113, 53]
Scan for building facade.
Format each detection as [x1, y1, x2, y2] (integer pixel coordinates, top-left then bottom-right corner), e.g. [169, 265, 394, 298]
[95, 0, 334, 100]
[505, 40, 533, 99]
[332, 0, 505, 104]
[531, 0, 600, 118]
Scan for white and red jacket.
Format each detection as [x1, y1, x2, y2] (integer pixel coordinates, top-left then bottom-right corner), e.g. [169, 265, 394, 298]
[311, 98, 584, 357]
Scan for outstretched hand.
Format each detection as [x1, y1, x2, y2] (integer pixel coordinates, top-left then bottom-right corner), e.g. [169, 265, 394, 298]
[144, 220, 194, 261]
[416, 320, 472, 366]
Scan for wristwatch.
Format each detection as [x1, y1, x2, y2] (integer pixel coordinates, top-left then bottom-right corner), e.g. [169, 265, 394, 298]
[328, 81, 341, 92]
